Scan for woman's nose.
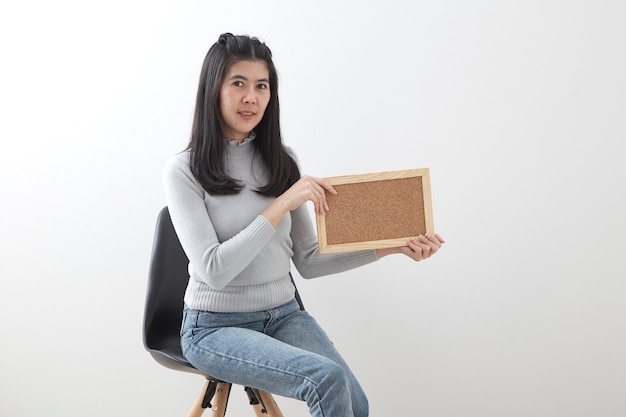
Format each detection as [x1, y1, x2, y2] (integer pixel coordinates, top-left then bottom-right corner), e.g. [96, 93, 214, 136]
[242, 87, 257, 104]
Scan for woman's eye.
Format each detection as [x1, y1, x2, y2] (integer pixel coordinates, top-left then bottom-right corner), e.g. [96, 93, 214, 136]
[257, 83, 268, 90]
[233, 81, 244, 87]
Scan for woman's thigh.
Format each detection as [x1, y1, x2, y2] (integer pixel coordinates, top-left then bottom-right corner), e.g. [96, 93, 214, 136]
[269, 310, 369, 409]
[181, 304, 344, 399]
[181, 301, 368, 416]
[269, 309, 349, 367]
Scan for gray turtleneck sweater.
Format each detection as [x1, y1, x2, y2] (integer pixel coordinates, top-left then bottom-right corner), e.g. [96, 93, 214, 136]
[163, 137, 378, 312]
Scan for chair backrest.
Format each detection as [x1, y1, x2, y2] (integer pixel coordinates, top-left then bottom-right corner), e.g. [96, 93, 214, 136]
[143, 207, 305, 373]
[143, 207, 199, 373]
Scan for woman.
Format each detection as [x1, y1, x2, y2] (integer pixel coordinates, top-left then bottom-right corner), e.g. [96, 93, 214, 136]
[163, 33, 445, 417]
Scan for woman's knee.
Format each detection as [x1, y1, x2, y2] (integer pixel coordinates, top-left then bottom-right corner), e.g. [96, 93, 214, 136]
[297, 359, 348, 400]
[304, 359, 370, 415]
[325, 362, 368, 417]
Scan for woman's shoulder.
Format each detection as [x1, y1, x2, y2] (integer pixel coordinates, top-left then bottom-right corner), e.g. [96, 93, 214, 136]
[163, 150, 194, 182]
[164, 150, 191, 170]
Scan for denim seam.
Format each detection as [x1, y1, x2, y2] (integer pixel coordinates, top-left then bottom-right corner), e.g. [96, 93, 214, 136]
[187, 342, 322, 390]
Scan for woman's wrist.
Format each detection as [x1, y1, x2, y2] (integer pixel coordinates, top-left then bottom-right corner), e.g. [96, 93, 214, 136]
[262, 196, 290, 228]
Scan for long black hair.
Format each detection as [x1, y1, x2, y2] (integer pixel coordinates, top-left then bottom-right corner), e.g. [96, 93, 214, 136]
[186, 33, 300, 196]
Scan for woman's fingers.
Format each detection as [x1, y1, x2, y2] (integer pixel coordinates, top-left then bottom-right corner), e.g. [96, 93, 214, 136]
[311, 183, 327, 214]
[407, 233, 445, 261]
[300, 176, 336, 215]
[316, 177, 337, 196]
[408, 238, 429, 260]
[266, 175, 338, 227]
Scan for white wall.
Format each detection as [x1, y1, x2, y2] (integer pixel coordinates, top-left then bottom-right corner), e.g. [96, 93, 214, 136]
[1, 1, 625, 416]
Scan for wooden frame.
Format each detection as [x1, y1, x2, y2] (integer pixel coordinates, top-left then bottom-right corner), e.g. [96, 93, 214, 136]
[315, 168, 434, 253]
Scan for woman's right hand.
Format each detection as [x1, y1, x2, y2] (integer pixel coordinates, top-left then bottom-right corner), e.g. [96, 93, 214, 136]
[282, 175, 337, 215]
[262, 175, 336, 228]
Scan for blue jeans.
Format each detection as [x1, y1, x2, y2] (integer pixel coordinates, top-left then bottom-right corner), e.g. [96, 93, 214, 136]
[181, 298, 368, 417]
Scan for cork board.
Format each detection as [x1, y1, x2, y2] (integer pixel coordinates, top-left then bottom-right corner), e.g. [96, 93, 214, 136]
[316, 168, 434, 253]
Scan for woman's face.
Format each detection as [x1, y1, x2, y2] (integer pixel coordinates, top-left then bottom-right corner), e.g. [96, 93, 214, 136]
[220, 59, 271, 141]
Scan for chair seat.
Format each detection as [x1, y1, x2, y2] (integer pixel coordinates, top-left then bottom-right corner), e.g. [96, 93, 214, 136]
[147, 343, 207, 376]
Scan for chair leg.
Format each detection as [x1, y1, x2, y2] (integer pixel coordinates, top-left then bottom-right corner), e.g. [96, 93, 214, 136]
[186, 379, 210, 417]
[257, 390, 284, 417]
[245, 388, 285, 417]
[186, 379, 232, 417]
[206, 382, 232, 417]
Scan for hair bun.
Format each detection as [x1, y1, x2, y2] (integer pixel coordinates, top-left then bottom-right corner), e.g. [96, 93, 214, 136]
[218, 33, 233, 45]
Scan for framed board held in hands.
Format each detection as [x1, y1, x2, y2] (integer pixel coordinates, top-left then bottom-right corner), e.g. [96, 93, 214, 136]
[315, 168, 435, 254]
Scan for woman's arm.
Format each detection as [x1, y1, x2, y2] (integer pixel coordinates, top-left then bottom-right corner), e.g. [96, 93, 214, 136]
[163, 155, 276, 290]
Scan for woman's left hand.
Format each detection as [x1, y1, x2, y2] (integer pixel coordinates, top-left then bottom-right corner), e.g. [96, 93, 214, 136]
[376, 233, 445, 261]
[404, 233, 445, 261]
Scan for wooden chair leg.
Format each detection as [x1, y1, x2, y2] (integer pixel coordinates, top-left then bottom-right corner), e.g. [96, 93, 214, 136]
[186, 379, 210, 417]
[186, 379, 232, 417]
[257, 390, 284, 417]
[206, 382, 232, 417]
[246, 388, 285, 417]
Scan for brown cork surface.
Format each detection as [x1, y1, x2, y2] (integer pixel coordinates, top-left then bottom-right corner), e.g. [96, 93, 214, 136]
[324, 177, 426, 245]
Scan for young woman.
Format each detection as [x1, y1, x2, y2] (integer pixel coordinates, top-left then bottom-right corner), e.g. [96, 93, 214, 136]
[163, 33, 445, 417]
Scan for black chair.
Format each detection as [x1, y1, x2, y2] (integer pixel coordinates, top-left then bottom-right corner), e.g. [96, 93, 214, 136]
[143, 207, 303, 417]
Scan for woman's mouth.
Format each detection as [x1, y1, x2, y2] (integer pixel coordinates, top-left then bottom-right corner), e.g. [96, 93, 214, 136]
[238, 111, 255, 120]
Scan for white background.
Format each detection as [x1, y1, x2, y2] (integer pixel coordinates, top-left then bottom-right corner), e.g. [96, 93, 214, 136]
[1, 1, 625, 416]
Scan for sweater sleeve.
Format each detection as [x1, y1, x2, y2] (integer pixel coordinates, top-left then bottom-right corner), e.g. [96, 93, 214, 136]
[289, 204, 379, 278]
[162, 154, 276, 290]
